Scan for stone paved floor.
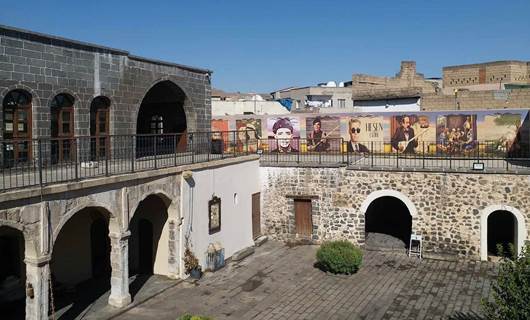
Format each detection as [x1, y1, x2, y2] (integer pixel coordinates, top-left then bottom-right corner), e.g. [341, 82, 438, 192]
[113, 241, 497, 320]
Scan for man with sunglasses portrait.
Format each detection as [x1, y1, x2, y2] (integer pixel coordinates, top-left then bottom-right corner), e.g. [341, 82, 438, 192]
[347, 118, 369, 153]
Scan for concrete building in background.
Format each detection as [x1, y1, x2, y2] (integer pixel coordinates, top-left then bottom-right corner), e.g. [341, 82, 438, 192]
[211, 89, 287, 116]
[270, 82, 355, 113]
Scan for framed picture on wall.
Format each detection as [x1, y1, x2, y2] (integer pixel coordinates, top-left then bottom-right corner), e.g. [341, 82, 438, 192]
[209, 196, 221, 234]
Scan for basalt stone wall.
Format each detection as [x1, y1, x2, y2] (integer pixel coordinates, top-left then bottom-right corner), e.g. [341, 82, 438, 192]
[260, 166, 530, 259]
[0, 25, 212, 139]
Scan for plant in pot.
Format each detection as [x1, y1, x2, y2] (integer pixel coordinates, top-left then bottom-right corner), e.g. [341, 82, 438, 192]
[184, 247, 202, 279]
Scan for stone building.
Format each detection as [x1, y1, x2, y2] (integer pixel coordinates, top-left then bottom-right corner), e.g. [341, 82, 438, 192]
[260, 166, 530, 261]
[0, 24, 211, 166]
[442, 60, 530, 92]
[0, 25, 263, 320]
[350, 61, 439, 112]
[421, 60, 530, 111]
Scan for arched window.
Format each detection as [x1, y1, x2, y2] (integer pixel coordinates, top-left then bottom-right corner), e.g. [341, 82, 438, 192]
[2, 89, 32, 166]
[50, 93, 75, 163]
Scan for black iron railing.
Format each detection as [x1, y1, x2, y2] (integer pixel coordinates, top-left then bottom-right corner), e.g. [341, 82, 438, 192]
[0, 131, 257, 192]
[258, 138, 530, 173]
[1, 134, 529, 192]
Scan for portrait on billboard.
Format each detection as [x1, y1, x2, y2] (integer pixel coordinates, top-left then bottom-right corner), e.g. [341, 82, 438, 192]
[340, 115, 387, 153]
[390, 115, 431, 154]
[211, 119, 230, 153]
[267, 117, 300, 153]
[236, 118, 262, 152]
[305, 116, 340, 152]
[436, 114, 477, 154]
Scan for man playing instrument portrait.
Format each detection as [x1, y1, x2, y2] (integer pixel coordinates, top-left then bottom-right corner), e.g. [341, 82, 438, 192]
[391, 115, 418, 154]
[307, 117, 330, 152]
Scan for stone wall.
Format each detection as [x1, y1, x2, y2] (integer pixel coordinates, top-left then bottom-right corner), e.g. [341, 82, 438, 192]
[443, 60, 530, 88]
[421, 88, 530, 111]
[0, 25, 212, 139]
[260, 166, 530, 259]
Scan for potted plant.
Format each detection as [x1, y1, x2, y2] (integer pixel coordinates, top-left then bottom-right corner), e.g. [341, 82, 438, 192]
[183, 247, 202, 279]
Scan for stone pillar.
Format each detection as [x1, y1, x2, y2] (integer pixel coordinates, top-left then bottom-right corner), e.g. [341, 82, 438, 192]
[108, 231, 132, 308]
[167, 219, 180, 279]
[25, 256, 50, 320]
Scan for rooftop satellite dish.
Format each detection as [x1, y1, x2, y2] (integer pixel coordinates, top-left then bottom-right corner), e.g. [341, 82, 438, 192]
[339, 82, 345, 87]
[326, 81, 337, 87]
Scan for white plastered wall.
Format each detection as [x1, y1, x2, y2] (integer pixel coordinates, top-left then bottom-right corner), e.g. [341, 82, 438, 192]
[180, 160, 259, 277]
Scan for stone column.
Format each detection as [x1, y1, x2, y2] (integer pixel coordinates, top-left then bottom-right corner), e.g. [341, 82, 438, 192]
[25, 256, 50, 320]
[167, 219, 180, 279]
[108, 231, 132, 308]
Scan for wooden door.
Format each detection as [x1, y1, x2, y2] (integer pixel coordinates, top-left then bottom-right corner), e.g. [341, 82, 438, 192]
[95, 107, 109, 159]
[57, 108, 75, 162]
[3, 105, 32, 166]
[252, 193, 261, 239]
[479, 68, 486, 84]
[294, 199, 312, 238]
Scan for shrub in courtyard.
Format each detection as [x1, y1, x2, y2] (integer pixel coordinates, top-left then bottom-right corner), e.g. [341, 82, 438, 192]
[482, 244, 530, 320]
[316, 240, 363, 274]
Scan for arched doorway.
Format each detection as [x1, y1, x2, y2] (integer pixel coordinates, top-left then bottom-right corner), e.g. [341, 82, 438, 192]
[487, 210, 516, 257]
[51, 93, 75, 164]
[51, 208, 111, 319]
[89, 96, 110, 160]
[2, 89, 32, 168]
[0, 226, 25, 318]
[364, 196, 413, 251]
[136, 81, 187, 157]
[480, 205, 526, 261]
[129, 195, 169, 275]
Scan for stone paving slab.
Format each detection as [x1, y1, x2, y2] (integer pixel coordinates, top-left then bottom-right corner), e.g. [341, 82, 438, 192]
[113, 241, 497, 320]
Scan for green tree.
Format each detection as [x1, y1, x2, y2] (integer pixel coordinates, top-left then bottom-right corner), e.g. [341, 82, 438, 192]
[482, 244, 530, 320]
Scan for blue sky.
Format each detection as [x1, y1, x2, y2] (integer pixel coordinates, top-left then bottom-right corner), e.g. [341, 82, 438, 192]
[1, 0, 529, 93]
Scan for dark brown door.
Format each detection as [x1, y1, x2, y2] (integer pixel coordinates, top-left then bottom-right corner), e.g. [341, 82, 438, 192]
[52, 107, 75, 162]
[95, 107, 109, 159]
[294, 199, 312, 238]
[479, 68, 486, 84]
[252, 193, 261, 239]
[3, 105, 32, 166]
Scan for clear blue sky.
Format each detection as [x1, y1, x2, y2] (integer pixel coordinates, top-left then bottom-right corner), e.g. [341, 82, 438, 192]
[1, 0, 529, 93]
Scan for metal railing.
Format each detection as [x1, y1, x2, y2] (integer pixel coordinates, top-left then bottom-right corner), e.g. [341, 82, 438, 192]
[258, 138, 530, 173]
[2, 134, 529, 192]
[0, 131, 256, 192]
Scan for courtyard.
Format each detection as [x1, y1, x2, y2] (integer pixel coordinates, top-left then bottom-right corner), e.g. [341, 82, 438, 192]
[96, 240, 497, 320]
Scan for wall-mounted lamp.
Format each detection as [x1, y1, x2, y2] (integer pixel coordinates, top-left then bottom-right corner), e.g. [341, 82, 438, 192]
[26, 283, 34, 299]
[182, 170, 193, 180]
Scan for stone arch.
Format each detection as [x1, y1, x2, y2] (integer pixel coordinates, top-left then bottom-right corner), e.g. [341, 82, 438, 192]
[0, 220, 37, 260]
[51, 201, 118, 250]
[128, 191, 174, 277]
[129, 189, 175, 222]
[134, 77, 194, 134]
[480, 204, 527, 261]
[360, 189, 417, 217]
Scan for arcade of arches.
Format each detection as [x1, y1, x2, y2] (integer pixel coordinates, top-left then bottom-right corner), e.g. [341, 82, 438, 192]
[1, 80, 192, 166]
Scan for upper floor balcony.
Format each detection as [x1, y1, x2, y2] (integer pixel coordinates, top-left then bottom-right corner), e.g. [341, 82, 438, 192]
[1, 134, 529, 192]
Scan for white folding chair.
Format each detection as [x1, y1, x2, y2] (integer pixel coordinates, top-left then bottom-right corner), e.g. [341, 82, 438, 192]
[409, 234, 422, 259]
